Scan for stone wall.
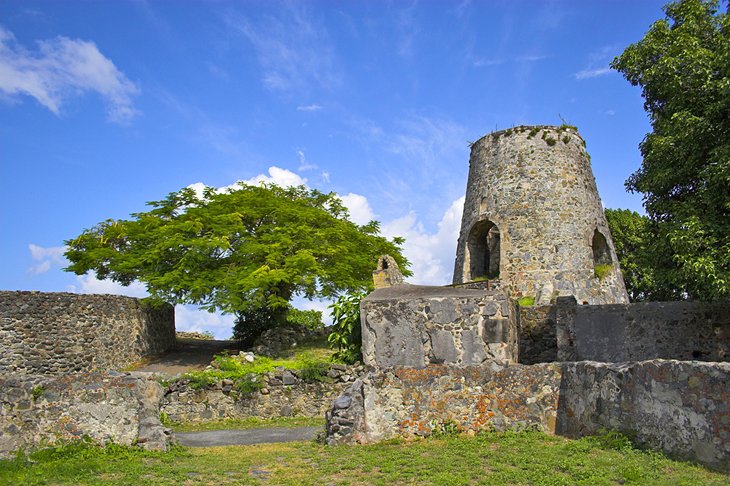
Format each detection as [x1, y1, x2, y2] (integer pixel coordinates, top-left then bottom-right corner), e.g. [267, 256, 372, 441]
[0, 372, 171, 457]
[453, 125, 629, 305]
[162, 364, 365, 423]
[520, 299, 730, 363]
[361, 285, 517, 368]
[557, 360, 730, 471]
[0, 291, 176, 374]
[327, 360, 730, 471]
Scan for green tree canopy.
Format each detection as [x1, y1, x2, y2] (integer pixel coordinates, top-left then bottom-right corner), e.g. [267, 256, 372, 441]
[611, 0, 729, 300]
[64, 183, 410, 317]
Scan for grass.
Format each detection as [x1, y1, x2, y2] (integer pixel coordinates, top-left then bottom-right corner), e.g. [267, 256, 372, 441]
[172, 337, 337, 390]
[1, 430, 727, 485]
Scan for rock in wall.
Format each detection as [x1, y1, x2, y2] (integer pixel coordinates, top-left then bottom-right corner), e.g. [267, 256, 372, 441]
[0, 291, 176, 374]
[0, 372, 171, 457]
[453, 125, 629, 305]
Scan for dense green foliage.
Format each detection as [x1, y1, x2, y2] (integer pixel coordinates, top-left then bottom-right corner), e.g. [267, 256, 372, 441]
[605, 208, 683, 301]
[328, 291, 365, 364]
[611, 0, 730, 300]
[65, 183, 409, 339]
[2, 430, 727, 485]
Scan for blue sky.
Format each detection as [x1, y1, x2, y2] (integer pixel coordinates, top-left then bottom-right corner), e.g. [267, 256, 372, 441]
[1, 0, 666, 338]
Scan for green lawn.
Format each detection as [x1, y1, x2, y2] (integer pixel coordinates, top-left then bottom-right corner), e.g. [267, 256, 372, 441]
[1, 430, 728, 485]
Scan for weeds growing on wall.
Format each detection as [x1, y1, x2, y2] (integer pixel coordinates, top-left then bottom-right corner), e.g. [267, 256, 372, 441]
[594, 264, 613, 280]
[517, 296, 536, 306]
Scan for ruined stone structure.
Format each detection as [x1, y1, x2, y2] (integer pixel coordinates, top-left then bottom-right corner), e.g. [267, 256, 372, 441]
[453, 126, 628, 305]
[0, 291, 176, 374]
[326, 126, 730, 472]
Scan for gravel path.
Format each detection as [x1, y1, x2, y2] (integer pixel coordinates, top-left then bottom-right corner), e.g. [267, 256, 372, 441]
[174, 426, 322, 447]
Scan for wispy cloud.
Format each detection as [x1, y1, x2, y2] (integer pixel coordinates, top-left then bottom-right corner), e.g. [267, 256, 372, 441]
[28, 243, 66, 275]
[0, 25, 139, 123]
[573, 46, 616, 81]
[473, 58, 503, 67]
[473, 54, 547, 68]
[225, 5, 340, 94]
[296, 103, 322, 112]
[395, 2, 420, 58]
[297, 149, 317, 171]
[574, 67, 611, 80]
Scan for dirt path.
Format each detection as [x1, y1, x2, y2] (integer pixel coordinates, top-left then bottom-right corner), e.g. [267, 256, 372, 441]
[136, 339, 239, 376]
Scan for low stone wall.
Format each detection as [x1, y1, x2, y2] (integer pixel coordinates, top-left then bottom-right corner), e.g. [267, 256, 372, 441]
[557, 360, 730, 471]
[327, 360, 730, 471]
[361, 285, 517, 368]
[0, 372, 170, 457]
[0, 291, 176, 374]
[518, 299, 730, 363]
[162, 364, 364, 422]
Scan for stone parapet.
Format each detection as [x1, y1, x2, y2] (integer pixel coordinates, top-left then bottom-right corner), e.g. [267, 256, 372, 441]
[361, 285, 517, 368]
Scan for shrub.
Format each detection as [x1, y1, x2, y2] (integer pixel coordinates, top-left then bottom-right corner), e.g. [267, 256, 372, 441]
[328, 292, 365, 364]
[296, 353, 330, 382]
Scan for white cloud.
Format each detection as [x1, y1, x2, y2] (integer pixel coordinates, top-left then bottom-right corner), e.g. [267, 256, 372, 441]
[297, 104, 322, 112]
[321, 170, 330, 183]
[383, 196, 465, 285]
[175, 305, 235, 340]
[0, 26, 139, 122]
[241, 166, 307, 187]
[473, 58, 503, 67]
[188, 166, 308, 200]
[604, 109, 616, 116]
[339, 193, 375, 226]
[67, 274, 148, 298]
[28, 243, 66, 275]
[574, 67, 611, 80]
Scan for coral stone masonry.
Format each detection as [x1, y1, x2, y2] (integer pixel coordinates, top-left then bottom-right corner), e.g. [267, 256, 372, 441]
[453, 126, 629, 305]
[0, 291, 175, 374]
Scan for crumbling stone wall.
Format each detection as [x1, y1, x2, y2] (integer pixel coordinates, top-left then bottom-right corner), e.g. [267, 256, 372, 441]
[361, 285, 517, 368]
[453, 126, 629, 305]
[0, 291, 176, 374]
[162, 364, 365, 422]
[0, 372, 171, 457]
[520, 299, 730, 363]
[327, 360, 730, 471]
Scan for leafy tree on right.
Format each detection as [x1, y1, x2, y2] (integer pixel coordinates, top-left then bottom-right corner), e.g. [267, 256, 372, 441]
[611, 0, 729, 300]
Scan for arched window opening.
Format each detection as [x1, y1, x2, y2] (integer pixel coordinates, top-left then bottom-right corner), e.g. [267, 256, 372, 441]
[592, 229, 612, 266]
[467, 220, 500, 280]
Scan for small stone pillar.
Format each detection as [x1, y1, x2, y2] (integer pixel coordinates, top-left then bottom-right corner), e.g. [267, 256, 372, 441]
[372, 255, 404, 289]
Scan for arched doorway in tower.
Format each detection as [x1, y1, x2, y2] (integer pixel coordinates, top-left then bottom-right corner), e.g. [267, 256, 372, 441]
[466, 219, 500, 281]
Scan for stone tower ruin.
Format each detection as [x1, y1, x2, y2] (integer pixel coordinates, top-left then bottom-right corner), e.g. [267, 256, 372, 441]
[453, 125, 629, 305]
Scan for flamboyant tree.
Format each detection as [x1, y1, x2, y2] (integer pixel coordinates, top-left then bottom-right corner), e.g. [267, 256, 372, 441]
[65, 183, 410, 341]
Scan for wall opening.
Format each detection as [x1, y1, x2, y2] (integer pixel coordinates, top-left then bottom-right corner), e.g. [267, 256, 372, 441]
[592, 229, 612, 266]
[467, 220, 500, 280]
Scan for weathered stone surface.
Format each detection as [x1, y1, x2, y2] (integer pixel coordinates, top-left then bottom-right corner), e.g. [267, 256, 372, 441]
[361, 285, 518, 368]
[0, 372, 171, 457]
[557, 360, 730, 472]
[522, 299, 730, 363]
[452, 126, 629, 305]
[0, 291, 175, 374]
[327, 360, 730, 471]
